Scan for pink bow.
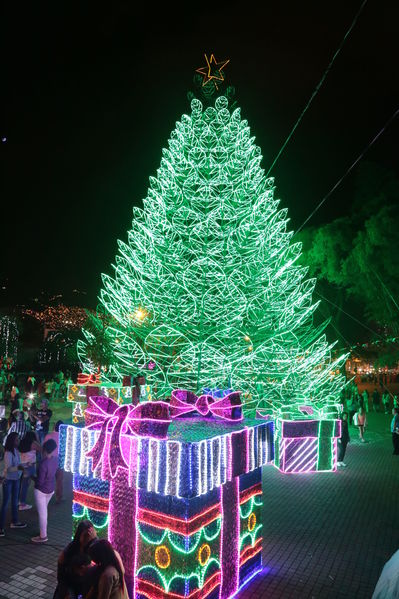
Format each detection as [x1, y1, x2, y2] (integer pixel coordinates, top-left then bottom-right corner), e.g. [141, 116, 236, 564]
[85, 396, 171, 477]
[170, 389, 243, 421]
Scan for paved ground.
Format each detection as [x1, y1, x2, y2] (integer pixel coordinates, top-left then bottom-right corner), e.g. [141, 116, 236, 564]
[0, 411, 397, 598]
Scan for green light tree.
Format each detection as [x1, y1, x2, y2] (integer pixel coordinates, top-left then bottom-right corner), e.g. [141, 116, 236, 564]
[78, 95, 346, 414]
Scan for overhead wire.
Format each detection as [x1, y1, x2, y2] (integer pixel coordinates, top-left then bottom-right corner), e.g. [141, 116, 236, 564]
[313, 290, 384, 340]
[266, 0, 369, 177]
[373, 271, 399, 314]
[295, 107, 399, 234]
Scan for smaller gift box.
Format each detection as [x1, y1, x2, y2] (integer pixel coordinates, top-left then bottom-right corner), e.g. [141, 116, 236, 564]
[274, 404, 341, 473]
[67, 382, 138, 405]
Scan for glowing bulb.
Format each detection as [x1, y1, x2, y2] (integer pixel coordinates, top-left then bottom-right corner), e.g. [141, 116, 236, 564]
[131, 307, 147, 322]
[244, 335, 250, 342]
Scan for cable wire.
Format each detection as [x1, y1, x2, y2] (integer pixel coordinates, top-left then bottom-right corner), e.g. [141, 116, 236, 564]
[296, 107, 399, 234]
[266, 0, 368, 177]
[314, 290, 384, 339]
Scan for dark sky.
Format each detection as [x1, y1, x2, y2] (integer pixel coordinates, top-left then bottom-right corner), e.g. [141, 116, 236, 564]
[3, 1, 398, 311]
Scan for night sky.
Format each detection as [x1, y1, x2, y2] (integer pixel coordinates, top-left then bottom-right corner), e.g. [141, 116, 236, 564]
[3, 1, 398, 311]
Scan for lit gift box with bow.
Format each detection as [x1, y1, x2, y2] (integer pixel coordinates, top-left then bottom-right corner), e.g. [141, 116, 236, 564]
[59, 389, 274, 599]
[273, 404, 341, 473]
[67, 373, 151, 424]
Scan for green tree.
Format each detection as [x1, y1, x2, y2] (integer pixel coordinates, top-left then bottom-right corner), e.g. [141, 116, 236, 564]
[78, 96, 346, 413]
[300, 164, 399, 335]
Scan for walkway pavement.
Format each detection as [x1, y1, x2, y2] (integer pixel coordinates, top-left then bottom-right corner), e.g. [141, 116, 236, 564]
[0, 411, 397, 598]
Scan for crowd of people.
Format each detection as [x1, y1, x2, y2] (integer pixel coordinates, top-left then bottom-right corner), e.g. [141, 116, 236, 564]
[337, 382, 399, 467]
[1, 369, 399, 597]
[0, 369, 73, 408]
[0, 371, 66, 542]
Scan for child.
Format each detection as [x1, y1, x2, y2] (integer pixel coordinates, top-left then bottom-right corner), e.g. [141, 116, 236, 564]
[31, 438, 58, 543]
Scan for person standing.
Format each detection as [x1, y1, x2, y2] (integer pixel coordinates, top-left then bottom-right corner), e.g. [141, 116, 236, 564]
[87, 539, 129, 599]
[18, 431, 41, 511]
[362, 389, 369, 413]
[55, 519, 98, 599]
[36, 378, 46, 399]
[5, 410, 28, 442]
[25, 373, 36, 395]
[31, 399, 52, 445]
[31, 438, 58, 543]
[372, 388, 380, 412]
[9, 382, 19, 405]
[44, 420, 64, 503]
[44, 377, 54, 401]
[347, 394, 358, 426]
[337, 412, 350, 467]
[382, 391, 391, 415]
[0, 432, 27, 536]
[355, 406, 367, 442]
[391, 407, 399, 456]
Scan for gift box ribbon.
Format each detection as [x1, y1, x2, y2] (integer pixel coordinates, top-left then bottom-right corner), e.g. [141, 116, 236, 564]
[85, 396, 171, 476]
[77, 372, 101, 385]
[170, 389, 243, 421]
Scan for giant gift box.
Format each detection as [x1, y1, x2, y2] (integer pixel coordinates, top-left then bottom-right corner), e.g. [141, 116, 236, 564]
[273, 412, 341, 474]
[60, 390, 274, 599]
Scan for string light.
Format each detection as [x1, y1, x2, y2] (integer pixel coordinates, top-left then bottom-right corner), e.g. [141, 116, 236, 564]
[77, 95, 347, 416]
[24, 304, 87, 330]
[155, 545, 171, 569]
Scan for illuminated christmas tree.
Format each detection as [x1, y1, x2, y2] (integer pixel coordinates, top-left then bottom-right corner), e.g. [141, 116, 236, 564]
[78, 93, 346, 413]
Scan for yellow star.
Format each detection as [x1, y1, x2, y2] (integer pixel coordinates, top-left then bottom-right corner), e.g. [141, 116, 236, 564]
[196, 53, 230, 89]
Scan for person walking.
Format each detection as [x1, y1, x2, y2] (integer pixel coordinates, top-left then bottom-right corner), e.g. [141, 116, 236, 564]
[18, 431, 41, 511]
[337, 411, 350, 468]
[87, 539, 129, 599]
[0, 432, 27, 536]
[31, 438, 58, 543]
[391, 407, 399, 456]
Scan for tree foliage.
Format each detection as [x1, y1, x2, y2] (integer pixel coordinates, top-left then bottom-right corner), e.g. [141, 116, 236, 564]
[77, 95, 346, 413]
[299, 163, 399, 334]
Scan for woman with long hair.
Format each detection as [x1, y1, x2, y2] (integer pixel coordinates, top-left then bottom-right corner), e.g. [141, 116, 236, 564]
[88, 539, 128, 599]
[18, 431, 41, 510]
[54, 519, 98, 599]
[0, 432, 27, 536]
[44, 420, 64, 503]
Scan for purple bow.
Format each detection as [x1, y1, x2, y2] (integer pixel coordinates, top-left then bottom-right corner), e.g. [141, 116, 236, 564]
[170, 389, 243, 421]
[85, 396, 171, 477]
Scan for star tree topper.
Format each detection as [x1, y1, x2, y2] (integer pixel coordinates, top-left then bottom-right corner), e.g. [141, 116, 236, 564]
[196, 53, 230, 89]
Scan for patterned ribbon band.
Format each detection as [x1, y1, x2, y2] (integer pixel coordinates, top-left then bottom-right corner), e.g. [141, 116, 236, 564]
[170, 389, 243, 421]
[77, 372, 101, 385]
[85, 396, 171, 476]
